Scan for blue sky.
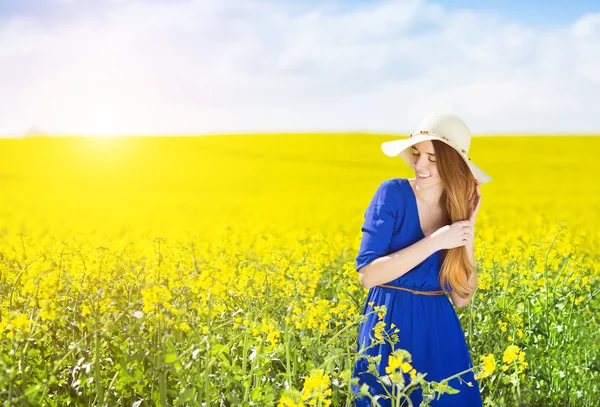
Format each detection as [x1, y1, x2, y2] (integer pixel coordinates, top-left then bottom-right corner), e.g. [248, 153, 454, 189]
[432, 0, 599, 28]
[2, 0, 597, 27]
[0, 0, 599, 135]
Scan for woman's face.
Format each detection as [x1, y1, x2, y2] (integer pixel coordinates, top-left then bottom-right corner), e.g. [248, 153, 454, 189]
[411, 141, 440, 186]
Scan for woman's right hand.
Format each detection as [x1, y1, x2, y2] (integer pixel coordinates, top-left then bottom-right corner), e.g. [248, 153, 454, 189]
[430, 220, 473, 250]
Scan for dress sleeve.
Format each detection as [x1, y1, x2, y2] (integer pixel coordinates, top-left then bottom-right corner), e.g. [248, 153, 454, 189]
[356, 179, 399, 273]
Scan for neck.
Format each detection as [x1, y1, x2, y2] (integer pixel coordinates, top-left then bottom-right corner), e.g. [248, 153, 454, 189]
[412, 179, 444, 208]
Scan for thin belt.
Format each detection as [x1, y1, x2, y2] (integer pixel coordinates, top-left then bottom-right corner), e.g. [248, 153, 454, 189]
[376, 284, 445, 296]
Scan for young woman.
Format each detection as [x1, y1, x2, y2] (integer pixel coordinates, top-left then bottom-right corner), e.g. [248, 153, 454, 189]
[351, 112, 492, 406]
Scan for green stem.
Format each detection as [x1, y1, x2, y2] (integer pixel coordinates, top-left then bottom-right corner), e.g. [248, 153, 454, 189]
[205, 293, 213, 406]
[285, 320, 292, 389]
[159, 316, 167, 407]
[94, 305, 104, 406]
[323, 317, 363, 347]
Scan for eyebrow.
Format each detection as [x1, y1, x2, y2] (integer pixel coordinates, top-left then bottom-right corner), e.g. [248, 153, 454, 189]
[412, 146, 436, 156]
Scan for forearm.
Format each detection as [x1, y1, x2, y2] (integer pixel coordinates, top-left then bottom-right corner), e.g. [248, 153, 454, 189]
[360, 236, 441, 289]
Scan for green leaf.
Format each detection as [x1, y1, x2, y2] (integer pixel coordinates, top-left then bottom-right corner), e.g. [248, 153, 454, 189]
[165, 352, 178, 364]
[175, 389, 195, 405]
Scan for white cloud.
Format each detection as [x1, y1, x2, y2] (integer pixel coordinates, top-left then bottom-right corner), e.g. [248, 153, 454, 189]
[0, 0, 599, 136]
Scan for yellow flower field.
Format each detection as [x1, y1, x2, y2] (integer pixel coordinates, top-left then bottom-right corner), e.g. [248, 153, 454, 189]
[0, 134, 598, 406]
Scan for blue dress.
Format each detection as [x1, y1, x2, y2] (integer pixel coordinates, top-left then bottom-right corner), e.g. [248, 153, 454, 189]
[351, 178, 482, 407]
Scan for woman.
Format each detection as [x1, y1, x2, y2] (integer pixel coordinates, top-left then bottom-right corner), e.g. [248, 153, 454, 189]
[351, 112, 492, 406]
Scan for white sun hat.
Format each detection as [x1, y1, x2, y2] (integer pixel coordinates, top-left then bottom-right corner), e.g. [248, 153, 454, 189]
[381, 112, 492, 184]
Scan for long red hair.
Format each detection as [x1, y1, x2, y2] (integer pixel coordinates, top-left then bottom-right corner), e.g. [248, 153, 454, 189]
[429, 140, 477, 298]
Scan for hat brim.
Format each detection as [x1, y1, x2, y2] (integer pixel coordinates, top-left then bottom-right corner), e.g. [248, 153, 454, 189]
[381, 134, 493, 184]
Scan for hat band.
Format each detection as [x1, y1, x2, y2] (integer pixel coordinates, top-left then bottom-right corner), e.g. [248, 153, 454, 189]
[411, 130, 471, 161]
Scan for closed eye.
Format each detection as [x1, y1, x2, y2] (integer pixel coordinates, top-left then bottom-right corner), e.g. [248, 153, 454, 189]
[412, 152, 436, 162]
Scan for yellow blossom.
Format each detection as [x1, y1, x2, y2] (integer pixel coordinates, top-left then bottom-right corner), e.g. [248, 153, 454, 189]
[498, 320, 507, 332]
[385, 353, 403, 374]
[476, 353, 496, 379]
[301, 369, 332, 407]
[503, 345, 521, 364]
[373, 321, 386, 341]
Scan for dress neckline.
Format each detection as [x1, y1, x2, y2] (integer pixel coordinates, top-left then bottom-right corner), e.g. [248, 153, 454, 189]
[403, 178, 427, 238]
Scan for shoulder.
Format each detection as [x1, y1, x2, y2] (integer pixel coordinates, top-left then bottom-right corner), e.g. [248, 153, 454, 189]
[377, 177, 407, 195]
[370, 177, 406, 208]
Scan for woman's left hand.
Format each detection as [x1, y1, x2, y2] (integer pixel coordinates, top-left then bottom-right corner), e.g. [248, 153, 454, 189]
[468, 180, 482, 226]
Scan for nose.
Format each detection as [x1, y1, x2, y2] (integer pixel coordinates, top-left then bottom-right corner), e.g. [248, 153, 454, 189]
[415, 154, 430, 170]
